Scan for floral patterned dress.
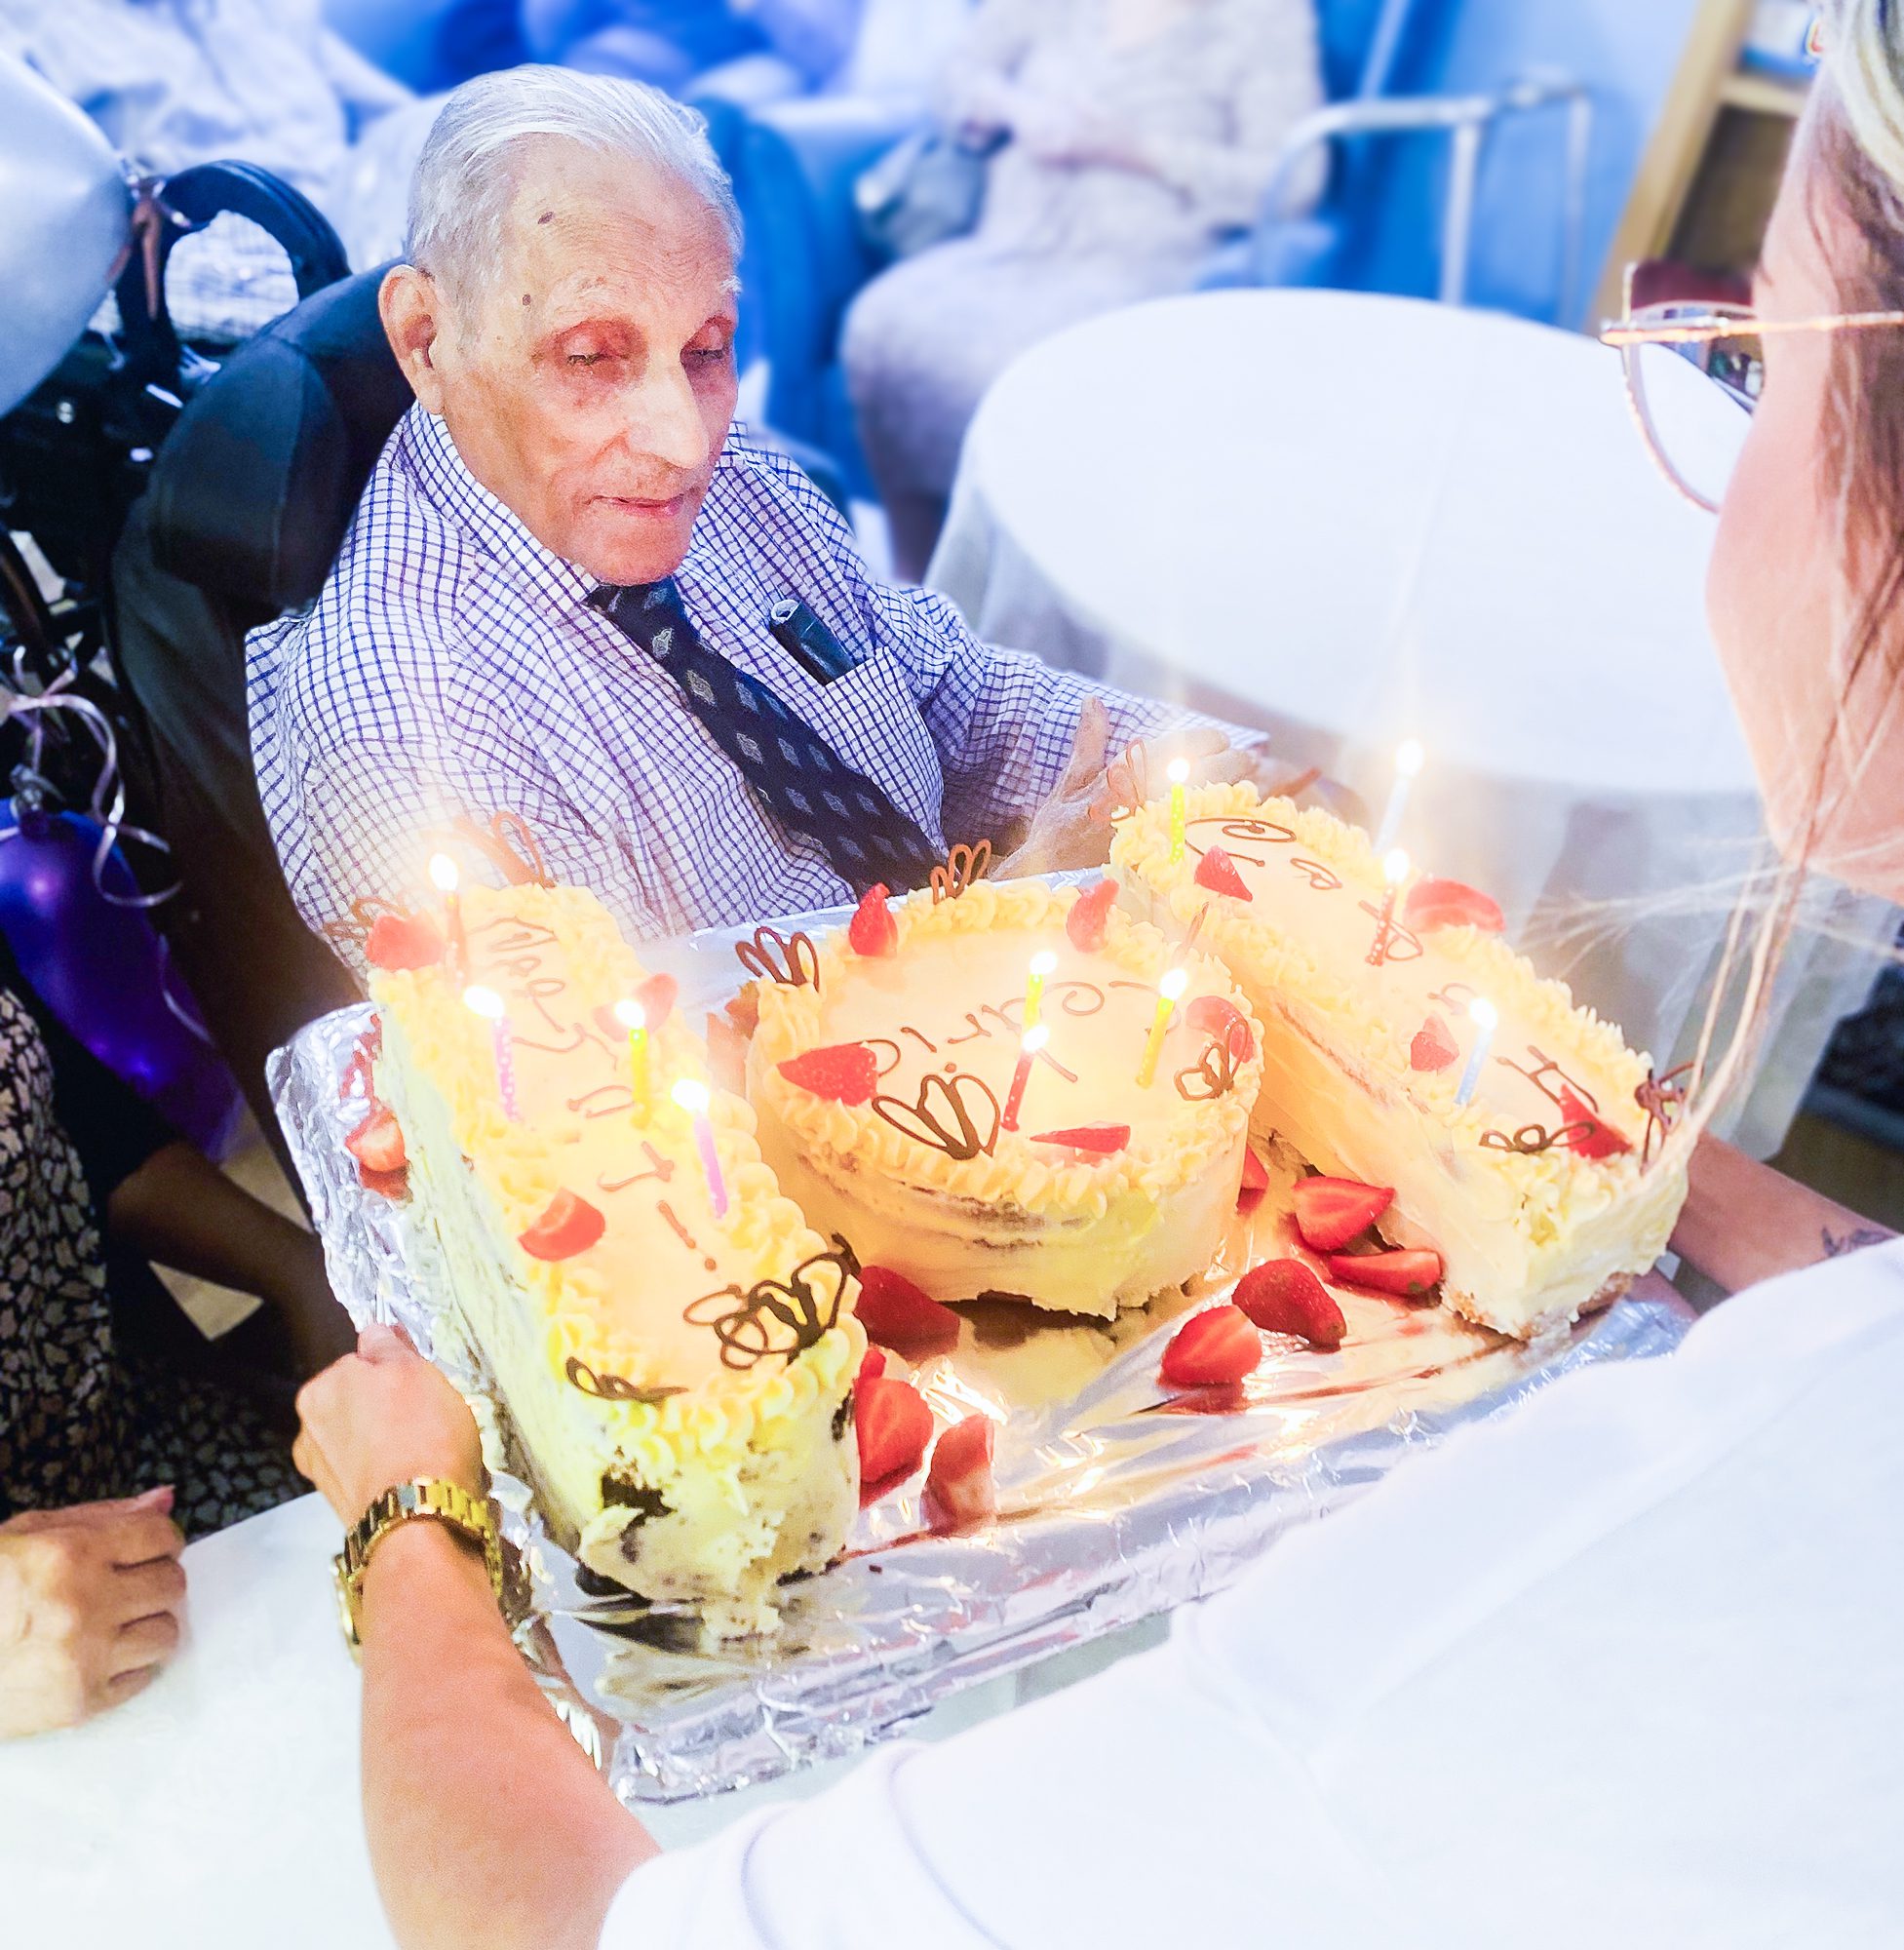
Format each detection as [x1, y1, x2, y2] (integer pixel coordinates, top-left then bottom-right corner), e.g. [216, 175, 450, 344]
[0, 939, 299, 1539]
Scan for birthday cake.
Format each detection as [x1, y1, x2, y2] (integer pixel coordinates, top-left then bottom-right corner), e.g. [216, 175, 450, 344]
[745, 853, 1263, 1318]
[1112, 786, 1689, 1340]
[354, 877, 864, 1641]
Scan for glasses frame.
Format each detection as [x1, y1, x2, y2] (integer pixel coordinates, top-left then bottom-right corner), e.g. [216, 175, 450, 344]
[1599, 268, 1904, 513]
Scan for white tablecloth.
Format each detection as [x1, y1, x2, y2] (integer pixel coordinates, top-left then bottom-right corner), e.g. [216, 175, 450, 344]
[0, 1496, 1104, 1948]
[931, 290, 1891, 1156]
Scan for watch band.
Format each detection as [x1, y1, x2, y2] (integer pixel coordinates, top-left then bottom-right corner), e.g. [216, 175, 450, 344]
[332, 1477, 504, 1655]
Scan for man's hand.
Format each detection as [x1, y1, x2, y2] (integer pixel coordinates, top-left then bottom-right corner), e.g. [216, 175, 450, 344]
[0, 1488, 186, 1738]
[993, 702, 1286, 878]
[293, 1324, 486, 1524]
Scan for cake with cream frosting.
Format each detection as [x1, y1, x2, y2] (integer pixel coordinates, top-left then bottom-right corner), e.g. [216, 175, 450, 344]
[1112, 785, 1688, 1340]
[746, 864, 1263, 1318]
[358, 878, 864, 1641]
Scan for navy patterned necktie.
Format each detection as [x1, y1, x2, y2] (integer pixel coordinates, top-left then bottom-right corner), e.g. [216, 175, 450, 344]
[589, 578, 942, 897]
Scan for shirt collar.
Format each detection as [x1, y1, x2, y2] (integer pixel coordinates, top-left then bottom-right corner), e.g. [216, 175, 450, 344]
[402, 406, 600, 613]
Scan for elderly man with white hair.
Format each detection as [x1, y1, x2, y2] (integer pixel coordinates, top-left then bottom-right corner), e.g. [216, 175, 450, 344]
[248, 64, 1263, 953]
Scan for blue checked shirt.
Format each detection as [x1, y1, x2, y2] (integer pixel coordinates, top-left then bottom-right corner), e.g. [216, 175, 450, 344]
[249, 406, 1202, 956]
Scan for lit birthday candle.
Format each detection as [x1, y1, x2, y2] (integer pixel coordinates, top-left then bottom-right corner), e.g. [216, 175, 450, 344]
[1137, 968, 1189, 1087]
[1367, 849, 1410, 966]
[1372, 739, 1424, 856]
[428, 852, 466, 974]
[1167, 758, 1189, 862]
[462, 985, 518, 1121]
[1002, 1025, 1049, 1131]
[1023, 951, 1059, 1034]
[671, 1078, 728, 1219]
[1457, 997, 1499, 1108]
[612, 997, 650, 1120]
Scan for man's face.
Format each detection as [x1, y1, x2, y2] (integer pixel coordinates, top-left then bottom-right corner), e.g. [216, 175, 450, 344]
[389, 142, 740, 586]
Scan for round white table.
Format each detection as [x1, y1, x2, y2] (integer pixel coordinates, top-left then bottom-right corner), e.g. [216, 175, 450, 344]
[930, 290, 1892, 1155]
[0, 1495, 1109, 1948]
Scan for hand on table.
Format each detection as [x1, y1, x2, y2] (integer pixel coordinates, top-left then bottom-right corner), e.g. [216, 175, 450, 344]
[293, 1323, 486, 1524]
[993, 701, 1288, 878]
[0, 1487, 186, 1737]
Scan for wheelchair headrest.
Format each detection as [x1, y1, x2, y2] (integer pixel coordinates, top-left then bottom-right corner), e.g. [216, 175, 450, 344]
[142, 265, 413, 623]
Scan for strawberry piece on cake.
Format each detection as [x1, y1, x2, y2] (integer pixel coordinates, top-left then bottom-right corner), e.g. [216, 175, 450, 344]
[1326, 1248, 1444, 1300]
[1403, 878, 1505, 934]
[854, 1265, 962, 1352]
[1237, 1147, 1269, 1211]
[1560, 1087, 1633, 1158]
[847, 884, 898, 957]
[1160, 1305, 1263, 1387]
[346, 1105, 408, 1183]
[366, 912, 444, 972]
[924, 1415, 997, 1531]
[1065, 878, 1117, 951]
[1186, 994, 1256, 1060]
[1192, 847, 1254, 901]
[777, 1041, 879, 1106]
[517, 1189, 607, 1262]
[856, 1376, 933, 1498]
[1028, 1123, 1131, 1154]
[1291, 1175, 1394, 1253]
[1410, 1013, 1460, 1072]
[1234, 1260, 1346, 1350]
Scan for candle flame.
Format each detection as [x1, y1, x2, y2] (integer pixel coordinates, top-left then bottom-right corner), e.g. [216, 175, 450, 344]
[1166, 758, 1190, 786]
[612, 998, 646, 1032]
[1469, 996, 1499, 1032]
[671, 1078, 711, 1115]
[462, 984, 505, 1021]
[428, 852, 460, 893]
[1022, 1024, 1051, 1055]
[1160, 968, 1189, 1002]
[1396, 739, 1425, 779]
[1382, 848, 1411, 887]
[1030, 950, 1059, 977]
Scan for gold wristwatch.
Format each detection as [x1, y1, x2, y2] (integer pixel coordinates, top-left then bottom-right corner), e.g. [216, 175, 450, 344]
[332, 1477, 505, 1656]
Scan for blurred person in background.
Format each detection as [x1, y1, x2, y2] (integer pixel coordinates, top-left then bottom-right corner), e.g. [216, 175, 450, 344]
[523, 0, 861, 104]
[842, 0, 1323, 580]
[0, 931, 352, 1739]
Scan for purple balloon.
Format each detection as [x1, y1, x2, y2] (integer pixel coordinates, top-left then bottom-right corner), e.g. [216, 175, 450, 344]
[0, 801, 243, 1155]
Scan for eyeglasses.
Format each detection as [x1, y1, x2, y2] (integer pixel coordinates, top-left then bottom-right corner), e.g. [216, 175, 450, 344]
[1600, 271, 1904, 513]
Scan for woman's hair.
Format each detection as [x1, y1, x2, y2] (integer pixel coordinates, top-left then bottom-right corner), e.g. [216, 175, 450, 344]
[407, 65, 743, 301]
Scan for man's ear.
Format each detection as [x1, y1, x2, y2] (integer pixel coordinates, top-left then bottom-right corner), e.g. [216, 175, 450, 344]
[379, 265, 448, 413]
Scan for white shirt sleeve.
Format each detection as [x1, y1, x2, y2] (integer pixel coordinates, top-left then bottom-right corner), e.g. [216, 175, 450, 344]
[601, 1245, 1904, 1950]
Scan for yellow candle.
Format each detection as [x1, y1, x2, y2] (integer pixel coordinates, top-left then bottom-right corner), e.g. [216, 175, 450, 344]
[428, 851, 466, 972]
[1023, 951, 1059, 1033]
[1167, 758, 1189, 863]
[1136, 968, 1189, 1087]
[612, 997, 650, 1120]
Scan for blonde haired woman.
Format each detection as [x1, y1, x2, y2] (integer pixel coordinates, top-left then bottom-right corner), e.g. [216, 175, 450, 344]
[841, 0, 1324, 578]
[292, 7, 1901, 1941]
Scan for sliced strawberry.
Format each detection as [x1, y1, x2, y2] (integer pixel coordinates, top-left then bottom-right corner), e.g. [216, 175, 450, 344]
[635, 972, 678, 1033]
[725, 988, 761, 1039]
[858, 1346, 887, 1384]
[1234, 1260, 1346, 1350]
[924, 1414, 997, 1532]
[856, 1376, 933, 1495]
[1292, 1175, 1395, 1253]
[1404, 878, 1504, 934]
[345, 1105, 407, 1178]
[1237, 1146, 1269, 1211]
[854, 1265, 961, 1353]
[1192, 846, 1254, 901]
[1160, 1305, 1263, 1388]
[359, 1164, 409, 1199]
[1411, 1013, 1460, 1072]
[1028, 1123, 1130, 1154]
[1066, 878, 1117, 952]
[778, 1041, 878, 1106]
[847, 884, 899, 957]
[1560, 1086, 1632, 1159]
[519, 1189, 607, 1262]
[1326, 1248, 1444, 1300]
[1186, 994, 1257, 1062]
[366, 912, 444, 972]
